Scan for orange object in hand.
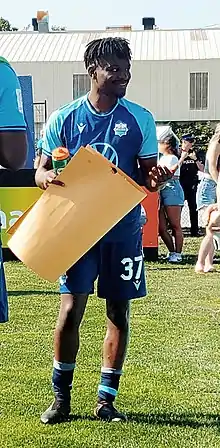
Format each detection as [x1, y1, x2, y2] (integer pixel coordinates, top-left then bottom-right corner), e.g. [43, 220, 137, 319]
[52, 147, 70, 174]
[52, 147, 70, 161]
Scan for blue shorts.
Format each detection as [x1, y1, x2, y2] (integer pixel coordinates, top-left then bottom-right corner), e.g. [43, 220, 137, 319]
[196, 177, 217, 210]
[0, 238, 8, 323]
[59, 231, 146, 301]
[160, 179, 184, 207]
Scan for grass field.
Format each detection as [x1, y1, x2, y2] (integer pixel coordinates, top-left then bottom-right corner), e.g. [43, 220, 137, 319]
[1, 238, 220, 447]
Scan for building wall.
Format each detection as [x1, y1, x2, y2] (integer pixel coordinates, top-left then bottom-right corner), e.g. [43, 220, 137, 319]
[129, 59, 220, 121]
[13, 58, 220, 122]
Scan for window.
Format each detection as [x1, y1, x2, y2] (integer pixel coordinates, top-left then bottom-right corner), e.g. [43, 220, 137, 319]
[190, 72, 208, 110]
[190, 30, 208, 41]
[73, 74, 90, 99]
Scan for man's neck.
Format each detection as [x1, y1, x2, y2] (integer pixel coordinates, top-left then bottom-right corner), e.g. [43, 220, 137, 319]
[88, 91, 118, 113]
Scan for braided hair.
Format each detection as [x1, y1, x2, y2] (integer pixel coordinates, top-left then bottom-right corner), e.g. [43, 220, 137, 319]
[84, 37, 132, 70]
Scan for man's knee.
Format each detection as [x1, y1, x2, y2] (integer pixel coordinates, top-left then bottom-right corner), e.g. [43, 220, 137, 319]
[106, 300, 130, 331]
[58, 293, 88, 329]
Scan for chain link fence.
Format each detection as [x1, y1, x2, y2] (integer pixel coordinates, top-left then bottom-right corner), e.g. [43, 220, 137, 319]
[181, 200, 203, 229]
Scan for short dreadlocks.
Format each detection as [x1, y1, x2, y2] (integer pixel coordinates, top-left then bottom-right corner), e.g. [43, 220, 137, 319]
[84, 37, 131, 70]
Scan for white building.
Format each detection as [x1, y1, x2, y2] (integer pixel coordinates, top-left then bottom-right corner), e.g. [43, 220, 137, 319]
[1, 27, 220, 135]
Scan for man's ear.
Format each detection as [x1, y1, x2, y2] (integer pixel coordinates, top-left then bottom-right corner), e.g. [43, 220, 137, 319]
[88, 64, 96, 79]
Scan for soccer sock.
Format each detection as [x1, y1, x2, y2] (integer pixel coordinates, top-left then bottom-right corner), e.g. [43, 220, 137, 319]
[52, 359, 75, 402]
[98, 367, 122, 404]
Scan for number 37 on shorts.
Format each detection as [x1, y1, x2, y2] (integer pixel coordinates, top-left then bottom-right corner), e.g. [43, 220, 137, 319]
[121, 255, 144, 290]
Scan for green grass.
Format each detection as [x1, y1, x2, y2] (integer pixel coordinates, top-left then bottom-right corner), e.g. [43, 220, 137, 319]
[1, 238, 220, 447]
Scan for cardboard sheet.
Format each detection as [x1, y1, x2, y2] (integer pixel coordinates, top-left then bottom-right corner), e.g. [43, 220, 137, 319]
[8, 146, 146, 282]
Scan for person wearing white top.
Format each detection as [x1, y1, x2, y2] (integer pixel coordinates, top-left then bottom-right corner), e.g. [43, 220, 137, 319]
[158, 133, 188, 263]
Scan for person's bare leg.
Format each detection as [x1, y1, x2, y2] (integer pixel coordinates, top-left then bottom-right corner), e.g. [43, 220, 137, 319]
[165, 206, 183, 254]
[195, 231, 214, 273]
[204, 239, 215, 272]
[159, 207, 175, 253]
[54, 293, 88, 363]
[41, 293, 88, 424]
[103, 300, 130, 369]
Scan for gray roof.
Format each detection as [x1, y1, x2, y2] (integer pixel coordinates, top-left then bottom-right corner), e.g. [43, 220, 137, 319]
[1, 28, 220, 62]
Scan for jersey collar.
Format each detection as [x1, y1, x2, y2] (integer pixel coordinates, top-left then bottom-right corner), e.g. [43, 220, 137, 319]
[85, 94, 119, 117]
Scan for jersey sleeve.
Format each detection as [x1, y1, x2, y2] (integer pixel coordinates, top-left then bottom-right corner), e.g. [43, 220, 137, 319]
[138, 110, 158, 159]
[42, 109, 64, 157]
[0, 63, 26, 131]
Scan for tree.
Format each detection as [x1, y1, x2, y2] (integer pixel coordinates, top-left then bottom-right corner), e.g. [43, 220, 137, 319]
[157, 120, 215, 154]
[0, 17, 18, 31]
[170, 121, 214, 153]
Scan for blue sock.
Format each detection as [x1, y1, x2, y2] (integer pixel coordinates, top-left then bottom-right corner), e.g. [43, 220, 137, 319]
[98, 367, 122, 404]
[52, 359, 75, 402]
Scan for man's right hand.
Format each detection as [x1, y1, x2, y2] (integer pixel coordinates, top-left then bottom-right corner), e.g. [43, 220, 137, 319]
[41, 170, 65, 190]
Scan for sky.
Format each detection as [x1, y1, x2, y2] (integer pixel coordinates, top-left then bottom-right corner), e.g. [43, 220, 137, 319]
[1, 0, 220, 31]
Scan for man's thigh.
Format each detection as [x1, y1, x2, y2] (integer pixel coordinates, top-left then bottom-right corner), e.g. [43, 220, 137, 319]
[98, 231, 146, 301]
[59, 244, 100, 295]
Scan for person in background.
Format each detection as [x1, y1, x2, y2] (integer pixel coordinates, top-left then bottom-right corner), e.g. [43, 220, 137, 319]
[195, 124, 220, 273]
[159, 132, 188, 263]
[180, 134, 204, 237]
[34, 127, 44, 169]
[0, 56, 27, 323]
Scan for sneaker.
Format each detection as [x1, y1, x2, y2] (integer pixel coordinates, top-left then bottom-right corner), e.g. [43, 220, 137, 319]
[40, 397, 70, 424]
[167, 253, 179, 263]
[168, 253, 182, 263]
[94, 401, 127, 422]
[166, 252, 175, 259]
[175, 253, 182, 262]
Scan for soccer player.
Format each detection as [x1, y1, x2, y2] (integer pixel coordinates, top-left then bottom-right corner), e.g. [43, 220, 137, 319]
[36, 37, 172, 424]
[0, 57, 27, 323]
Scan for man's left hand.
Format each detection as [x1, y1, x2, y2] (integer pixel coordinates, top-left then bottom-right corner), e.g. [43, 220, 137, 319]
[148, 165, 173, 192]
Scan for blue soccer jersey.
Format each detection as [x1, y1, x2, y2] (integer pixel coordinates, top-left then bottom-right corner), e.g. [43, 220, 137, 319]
[0, 59, 26, 132]
[0, 59, 26, 323]
[43, 94, 158, 240]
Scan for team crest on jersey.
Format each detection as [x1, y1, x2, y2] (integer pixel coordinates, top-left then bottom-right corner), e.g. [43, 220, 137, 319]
[113, 121, 128, 137]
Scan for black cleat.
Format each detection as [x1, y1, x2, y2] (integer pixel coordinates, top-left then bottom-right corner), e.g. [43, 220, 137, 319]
[94, 401, 127, 422]
[40, 398, 70, 425]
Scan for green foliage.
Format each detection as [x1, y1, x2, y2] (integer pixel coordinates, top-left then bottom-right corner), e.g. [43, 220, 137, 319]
[170, 121, 215, 152]
[0, 17, 18, 31]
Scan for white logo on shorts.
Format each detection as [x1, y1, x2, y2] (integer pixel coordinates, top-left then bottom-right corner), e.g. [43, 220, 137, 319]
[133, 280, 141, 290]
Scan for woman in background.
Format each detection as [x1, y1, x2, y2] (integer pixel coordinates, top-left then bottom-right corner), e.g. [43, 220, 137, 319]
[159, 133, 188, 263]
[195, 124, 220, 273]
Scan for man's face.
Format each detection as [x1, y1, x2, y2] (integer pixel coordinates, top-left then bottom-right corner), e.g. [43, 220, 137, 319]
[93, 56, 131, 98]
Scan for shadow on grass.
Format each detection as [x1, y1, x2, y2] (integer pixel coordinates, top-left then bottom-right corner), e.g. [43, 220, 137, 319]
[48, 412, 220, 428]
[151, 254, 220, 270]
[8, 290, 58, 297]
[127, 412, 220, 429]
[149, 254, 198, 268]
